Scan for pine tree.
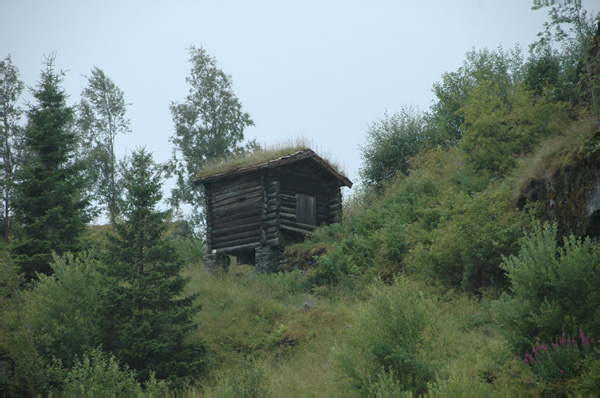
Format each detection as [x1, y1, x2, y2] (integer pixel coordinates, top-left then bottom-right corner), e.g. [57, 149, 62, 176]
[12, 57, 90, 281]
[101, 148, 206, 382]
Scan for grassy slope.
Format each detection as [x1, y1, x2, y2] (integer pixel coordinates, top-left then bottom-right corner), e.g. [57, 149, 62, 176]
[184, 262, 361, 394]
[180, 120, 598, 394]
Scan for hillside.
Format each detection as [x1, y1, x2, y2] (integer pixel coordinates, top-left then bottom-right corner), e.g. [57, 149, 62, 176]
[2, 4, 600, 395]
[182, 115, 599, 395]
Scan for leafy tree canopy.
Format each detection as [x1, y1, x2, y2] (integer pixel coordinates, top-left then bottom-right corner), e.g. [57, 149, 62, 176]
[169, 46, 257, 233]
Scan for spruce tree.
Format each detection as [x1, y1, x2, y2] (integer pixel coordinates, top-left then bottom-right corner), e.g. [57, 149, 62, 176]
[12, 57, 90, 281]
[101, 148, 206, 382]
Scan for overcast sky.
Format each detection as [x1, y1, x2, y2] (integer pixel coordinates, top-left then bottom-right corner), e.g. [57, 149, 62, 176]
[3, 1, 598, 213]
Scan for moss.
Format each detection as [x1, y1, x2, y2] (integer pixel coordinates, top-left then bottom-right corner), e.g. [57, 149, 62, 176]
[196, 145, 310, 179]
[280, 244, 329, 272]
[195, 138, 346, 180]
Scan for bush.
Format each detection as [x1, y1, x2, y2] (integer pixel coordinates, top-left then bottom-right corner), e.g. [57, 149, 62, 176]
[24, 252, 105, 369]
[333, 278, 437, 395]
[519, 333, 598, 384]
[495, 222, 600, 352]
[360, 107, 428, 189]
[56, 349, 143, 395]
[407, 182, 527, 293]
[460, 82, 554, 175]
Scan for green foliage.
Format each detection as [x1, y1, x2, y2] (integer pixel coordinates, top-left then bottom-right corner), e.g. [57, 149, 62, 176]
[360, 107, 428, 189]
[495, 222, 600, 352]
[428, 46, 524, 147]
[333, 278, 437, 395]
[460, 82, 555, 175]
[23, 252, 104, 369]
[78, 66, 131, 222]
[213, 357, 271, 396]
[102, 148, 207, 382]
[0, 254, 46, 394]
[407, 182, 528, 293]
[522, 333, 598, 385]
[56, 348, 143, 395]
[0, 55, 25, 243]
[168, 46, 257, 232]
[427, 374, 494, 397]
[530, 3, 599, 123]
[11, 57, 90, 281]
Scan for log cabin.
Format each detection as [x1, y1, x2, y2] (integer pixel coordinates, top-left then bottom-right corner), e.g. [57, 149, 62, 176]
[194, 148, 352, 272]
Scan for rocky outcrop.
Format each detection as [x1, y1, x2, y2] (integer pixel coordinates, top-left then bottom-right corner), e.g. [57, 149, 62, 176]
[516, 130, 600, 239]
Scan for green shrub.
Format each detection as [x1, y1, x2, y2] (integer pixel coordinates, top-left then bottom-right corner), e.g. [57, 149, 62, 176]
[407, 182, 526, 293]
[24, 252, 105, 369]
[495, 222, 600, 351]
[520, 333, 598, 384]
[460, 82, 554, 175]
[427, 373, 494, 397]
[214, 357, 271, 396]
[333, 278, 437, 395]
[56, 348, 143, 395]
[360, 107, 429, 189]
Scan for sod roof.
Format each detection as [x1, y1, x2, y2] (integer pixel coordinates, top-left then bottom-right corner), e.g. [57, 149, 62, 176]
[193, 147, 352, 187]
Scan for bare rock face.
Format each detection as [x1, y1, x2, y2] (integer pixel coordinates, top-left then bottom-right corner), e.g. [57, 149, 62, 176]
[516, 131, 600, 239]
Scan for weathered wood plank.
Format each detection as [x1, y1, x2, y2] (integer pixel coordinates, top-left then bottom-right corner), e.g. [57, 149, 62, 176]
[212, 184, 263, 203]
[212, 223, 260, 238]
[212, 230, 261, 245]
[212, 207, 262, 224]
[205, 185, 213, 251]
[212, 215, 262, 232]
[213, 237, 261, 251]
[280, 223, 314, 235]
[211, 198, 262, 215]
[211, 190, 262, 210]
[212, 173, 261, 191]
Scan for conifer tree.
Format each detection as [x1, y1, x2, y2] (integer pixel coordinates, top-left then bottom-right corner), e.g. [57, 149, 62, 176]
[12, 57, 90, 281]
[101, 148, 206, 382]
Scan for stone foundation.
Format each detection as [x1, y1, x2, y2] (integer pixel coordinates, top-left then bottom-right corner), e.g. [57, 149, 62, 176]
[255, 245, 282, 273]
[203, 253, 231, 273]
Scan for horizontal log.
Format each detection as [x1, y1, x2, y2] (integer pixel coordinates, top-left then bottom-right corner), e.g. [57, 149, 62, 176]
[212, 219, 262, 238]
[279, 206, 296, 218]
[214, 242, 259, 254]
[280, 224, 313, 235]
[211, 190, 262, 210]
[265, 218, 279, 228]
[211, 184, 263, 203]
[266, 237, 280, 246]
[266, 225, 278, 234]
[282, 219, 317, 230]
[212, 230, 261, 245]
[212, 215, 262, 233]
[212, 178, 261, 194]
[213, 207, 261, 224]
[213, 237, 261, 251]
[211, 198, 262, 215]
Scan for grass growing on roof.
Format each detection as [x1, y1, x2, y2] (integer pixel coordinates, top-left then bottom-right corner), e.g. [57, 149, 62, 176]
[195, 138, 345, 180]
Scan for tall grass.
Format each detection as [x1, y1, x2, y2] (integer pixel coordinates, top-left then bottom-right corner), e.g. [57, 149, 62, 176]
[182, 262, 359, 394]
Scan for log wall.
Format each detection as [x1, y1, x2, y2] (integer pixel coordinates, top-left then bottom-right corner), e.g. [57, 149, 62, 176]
[204, 158, 345, 255]
[206, 172, 263, 252]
